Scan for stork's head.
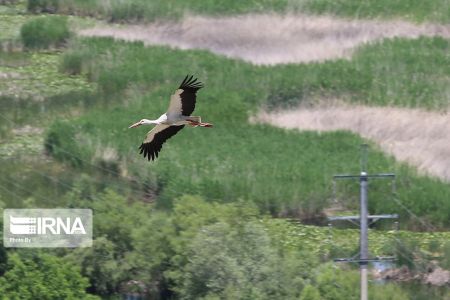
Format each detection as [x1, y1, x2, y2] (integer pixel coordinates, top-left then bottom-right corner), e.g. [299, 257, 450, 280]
[128, 119, 143, 128]
[129, 119, 157, 128]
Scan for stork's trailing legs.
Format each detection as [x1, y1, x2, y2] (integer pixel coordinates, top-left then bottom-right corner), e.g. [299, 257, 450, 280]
[188, 121, 213, 127]
[186, 116, 213, 127]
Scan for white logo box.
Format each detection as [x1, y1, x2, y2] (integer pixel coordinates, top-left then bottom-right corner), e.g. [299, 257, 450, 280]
[4, 209, 92, 248]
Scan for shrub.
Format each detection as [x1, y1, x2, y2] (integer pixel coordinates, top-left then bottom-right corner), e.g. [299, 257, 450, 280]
[59, 48, 94, 75]
[45, 120, 85, 167]
[20, 16, 71, 49]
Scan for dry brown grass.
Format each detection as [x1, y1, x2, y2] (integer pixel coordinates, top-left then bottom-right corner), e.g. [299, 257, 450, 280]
[253, 102, 450, 181]
[79, 14, 450, 64]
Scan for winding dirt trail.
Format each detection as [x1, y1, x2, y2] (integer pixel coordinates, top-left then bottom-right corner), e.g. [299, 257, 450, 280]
[80, 14, 450, 65]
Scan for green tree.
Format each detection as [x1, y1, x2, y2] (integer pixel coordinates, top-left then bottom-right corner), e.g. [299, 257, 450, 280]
[315, 264, 359, 300]
[125, 211, 175, 298]
[299, 284, 321, 300]
[178, 221, 306, 299]
[65, 188, 152, 253]
[127, 195, 263, 298]
[90, 189, 150, 253]
[0, 252, 98, 299]
[65, 236, 123, 296]
[311, 264, 408, 300]
[64, 189, 153, 295]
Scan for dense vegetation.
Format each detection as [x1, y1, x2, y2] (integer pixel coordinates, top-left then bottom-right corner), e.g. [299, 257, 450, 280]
[26, 0, 450, 23]
[0, 251, 98, 299]
[4, 189, 445, 298]
[0, 0, 449, 298]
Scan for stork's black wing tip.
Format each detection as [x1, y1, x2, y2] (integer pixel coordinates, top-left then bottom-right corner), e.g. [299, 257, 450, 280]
[137, 126, 184, 162]
[139, 143, 157, 161]
[179, 74, 203, 91]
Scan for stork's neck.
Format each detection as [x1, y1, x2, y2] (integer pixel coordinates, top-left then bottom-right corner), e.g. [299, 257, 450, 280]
[142, 119, 158, 125]
[142, 114, 166, 125]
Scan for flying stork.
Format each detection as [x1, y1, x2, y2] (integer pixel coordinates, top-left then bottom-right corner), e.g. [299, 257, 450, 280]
[128, 75, 212, 161]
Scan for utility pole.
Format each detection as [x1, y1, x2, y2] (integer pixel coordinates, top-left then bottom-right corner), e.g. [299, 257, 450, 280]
[360, 171, 369, 300]
[329, 144, 397, 300]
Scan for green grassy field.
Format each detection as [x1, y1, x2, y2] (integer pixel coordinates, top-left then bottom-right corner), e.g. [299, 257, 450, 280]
[26, 0, 450, 23]
[45, 37, 450, 228]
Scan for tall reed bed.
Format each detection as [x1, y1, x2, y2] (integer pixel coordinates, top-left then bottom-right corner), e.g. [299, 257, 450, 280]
[26, 0, 450, 23]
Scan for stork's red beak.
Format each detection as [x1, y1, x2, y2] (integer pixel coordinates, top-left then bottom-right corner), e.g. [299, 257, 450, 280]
[129, 121, 141, 129]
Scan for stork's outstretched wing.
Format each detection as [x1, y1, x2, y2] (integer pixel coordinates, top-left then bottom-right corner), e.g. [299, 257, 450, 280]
[139, 125, 185, 161]
[167, 75, 203, 116]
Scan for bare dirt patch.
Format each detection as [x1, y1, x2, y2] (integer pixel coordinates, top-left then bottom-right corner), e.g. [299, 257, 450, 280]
[80, 14, 450, 65]
[253, 103, 450, 181]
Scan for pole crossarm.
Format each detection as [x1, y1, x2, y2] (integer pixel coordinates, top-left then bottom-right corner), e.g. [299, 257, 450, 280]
[334, 173, 395, 179]
[328, 214, 398, 222]
[333, 256, 396, 264]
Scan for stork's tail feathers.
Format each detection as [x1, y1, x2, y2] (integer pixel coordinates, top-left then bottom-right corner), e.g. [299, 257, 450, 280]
[187, 116, 213, 128]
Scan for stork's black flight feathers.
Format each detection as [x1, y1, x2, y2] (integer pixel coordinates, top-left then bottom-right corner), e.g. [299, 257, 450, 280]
[178, 75, 203, 116]
[139, 125, 185, 161]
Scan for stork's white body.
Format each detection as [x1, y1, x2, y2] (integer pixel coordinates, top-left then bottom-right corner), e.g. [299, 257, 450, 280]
[138, 113, 202, 127]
